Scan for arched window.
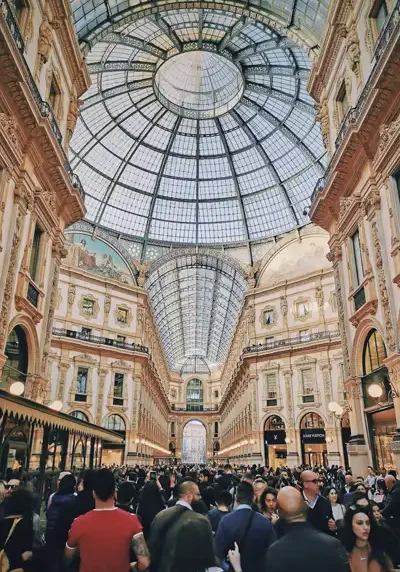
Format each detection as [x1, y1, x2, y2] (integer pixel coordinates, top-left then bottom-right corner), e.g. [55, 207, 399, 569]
[70, 410, 89, 422]
[300, 412, 325, 429]
[4, 326, 28, 385]
[363, 329, 387, 375]
[186, 378, 203, 411]
[362, 329, 390, 407]
[104, 414, 125, 432]
[265, 415, 285, 431]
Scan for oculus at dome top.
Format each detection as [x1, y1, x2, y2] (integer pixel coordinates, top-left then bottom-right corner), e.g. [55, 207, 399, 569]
[69, 1, 329, 247]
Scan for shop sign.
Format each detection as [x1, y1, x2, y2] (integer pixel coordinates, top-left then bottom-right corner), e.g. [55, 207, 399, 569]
[301, 428, 326, 443]
[264, 430, 286, 445]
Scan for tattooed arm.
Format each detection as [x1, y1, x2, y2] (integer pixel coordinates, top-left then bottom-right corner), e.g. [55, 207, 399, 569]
[131, 531, 150, 571]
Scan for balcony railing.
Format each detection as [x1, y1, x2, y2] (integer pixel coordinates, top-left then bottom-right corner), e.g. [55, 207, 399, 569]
[243, 330, 340, 354]
[52, 328, 148, 354]
[311, 0, 400, 205]
[171, 404, 218, 412]
[0, 0, 85, 201]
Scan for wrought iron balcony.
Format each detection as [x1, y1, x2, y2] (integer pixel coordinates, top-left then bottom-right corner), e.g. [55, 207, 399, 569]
[171, 404, 218, 412]
[311, 0, 400, 205]
[0, 0, 85, 201]
[243, 330, 340, 354]
[52, 328, 148, 354]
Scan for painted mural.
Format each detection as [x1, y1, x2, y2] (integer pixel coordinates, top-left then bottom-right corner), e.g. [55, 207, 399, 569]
[64, 233, 134, 285]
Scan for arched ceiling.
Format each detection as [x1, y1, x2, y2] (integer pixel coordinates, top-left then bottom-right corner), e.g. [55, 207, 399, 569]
[70, 1, 330, 49]
[145, 252, 247, 372]
[70, 5, 328, 248]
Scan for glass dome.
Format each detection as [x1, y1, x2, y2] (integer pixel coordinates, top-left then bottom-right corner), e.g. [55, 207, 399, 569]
[70, 7, 327, 246]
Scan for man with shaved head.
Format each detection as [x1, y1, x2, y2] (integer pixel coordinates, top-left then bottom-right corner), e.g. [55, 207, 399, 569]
[148, 480, 202, 572]
[300, 469, 335, 535]
[265, 487, 350, 572]
[382, 473, 400, 536]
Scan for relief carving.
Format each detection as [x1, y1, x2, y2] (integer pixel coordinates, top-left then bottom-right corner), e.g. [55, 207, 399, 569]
[344, 20, 362, 81]
[41, 258, 61, 374]
[37, 12, 59, 69]
[0, 207, 24, 348]
[315, 91, 330, 152]
[371, 222, 396, 352]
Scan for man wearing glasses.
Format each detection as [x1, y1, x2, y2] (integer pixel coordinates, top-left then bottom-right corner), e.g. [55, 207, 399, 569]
[300, 470, 336, 535]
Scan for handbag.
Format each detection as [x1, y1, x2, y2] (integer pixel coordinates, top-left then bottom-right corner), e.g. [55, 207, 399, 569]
[0, 517, 24, 572]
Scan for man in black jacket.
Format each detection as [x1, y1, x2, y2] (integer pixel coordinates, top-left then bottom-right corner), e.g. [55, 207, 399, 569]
[265, 487, 350, 572]
[54, 469, 96, 570]
[382, 474, 400, 536]
[148, 480, 202, 572]
[300, 470, 336, 535]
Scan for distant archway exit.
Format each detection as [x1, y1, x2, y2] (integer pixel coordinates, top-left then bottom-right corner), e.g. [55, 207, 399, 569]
[182, 420, 206, 464]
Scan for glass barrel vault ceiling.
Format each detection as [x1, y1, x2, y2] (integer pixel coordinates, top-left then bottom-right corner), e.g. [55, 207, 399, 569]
[146, 253, 248, 372]
[69, 5, 328, 246]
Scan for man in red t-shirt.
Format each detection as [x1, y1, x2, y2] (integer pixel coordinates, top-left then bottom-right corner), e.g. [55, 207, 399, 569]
[65, 468, 150, 572]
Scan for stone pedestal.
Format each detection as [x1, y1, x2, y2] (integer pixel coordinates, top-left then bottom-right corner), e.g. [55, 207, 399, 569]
[347, 434, 370, 475]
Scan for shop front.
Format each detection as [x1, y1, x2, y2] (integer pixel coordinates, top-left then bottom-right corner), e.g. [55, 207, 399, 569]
[300, 413, 327, 466]
[264, 415, 287, 468]
[361, 329, 397, 470]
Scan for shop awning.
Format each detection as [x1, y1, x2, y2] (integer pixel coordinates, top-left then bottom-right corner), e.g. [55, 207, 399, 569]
[0, 390, 123, 443]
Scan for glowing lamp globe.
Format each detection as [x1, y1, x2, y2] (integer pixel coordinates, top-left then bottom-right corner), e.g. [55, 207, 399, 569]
[328, 401, 339, 413]
[368, 383, 383, 399]
[9, 381, 25, 396]
[49, 400, 63, 411]
[335, 404, 344, 417]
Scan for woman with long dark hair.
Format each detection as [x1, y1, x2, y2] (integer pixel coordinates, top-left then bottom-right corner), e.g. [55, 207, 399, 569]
[0, 487, 35, 570]
[324, 486, 345, 524]
[137, 479, 166, 539]
[341, 505, 394, 572]
[169, 514, 242, 572]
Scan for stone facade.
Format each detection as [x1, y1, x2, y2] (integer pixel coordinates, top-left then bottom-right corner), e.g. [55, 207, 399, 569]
[218, 226, 345, 467]
[310, 0, 400, 473]
[0, 0, 88, 401]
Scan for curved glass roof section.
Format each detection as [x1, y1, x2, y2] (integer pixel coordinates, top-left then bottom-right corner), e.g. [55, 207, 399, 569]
[71, 1, 330, 46]
[70, 7, 327, 245]
[146, 252, 247, 372]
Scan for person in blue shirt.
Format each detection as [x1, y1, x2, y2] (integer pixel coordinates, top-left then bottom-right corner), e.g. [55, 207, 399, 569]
[215, 481, 276, 572]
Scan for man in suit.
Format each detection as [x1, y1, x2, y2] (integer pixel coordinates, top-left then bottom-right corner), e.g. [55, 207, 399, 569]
[265, 487, 350, 572]
[215, 481, 276, 572]
[300, 470, 336, 535]
[382, 474, 400, 536]
[148, 480, 202, 572]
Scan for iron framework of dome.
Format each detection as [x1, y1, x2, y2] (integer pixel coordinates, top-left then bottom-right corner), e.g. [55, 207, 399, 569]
[69, 3, 328, 249]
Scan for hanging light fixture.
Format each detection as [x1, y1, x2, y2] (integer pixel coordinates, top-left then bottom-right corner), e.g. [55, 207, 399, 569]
[9, 381, 25, 396]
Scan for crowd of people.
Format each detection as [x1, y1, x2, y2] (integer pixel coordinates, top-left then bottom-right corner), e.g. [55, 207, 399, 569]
[0, 462, 399, 571]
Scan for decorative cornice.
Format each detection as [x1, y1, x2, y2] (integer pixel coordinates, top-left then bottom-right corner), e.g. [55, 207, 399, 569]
[349, 298, 378, 328]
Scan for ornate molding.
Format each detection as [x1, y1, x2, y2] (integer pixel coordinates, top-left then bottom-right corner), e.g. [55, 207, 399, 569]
[349, 298, 379, 328]
[78, 293, 100, 320]
[259, 304, 276, 330]
[371, 221, 396, 352]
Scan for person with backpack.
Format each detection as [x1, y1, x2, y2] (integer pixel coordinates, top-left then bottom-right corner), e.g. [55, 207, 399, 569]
[215, 482, 276, 572]
[0, 487, 35, 572]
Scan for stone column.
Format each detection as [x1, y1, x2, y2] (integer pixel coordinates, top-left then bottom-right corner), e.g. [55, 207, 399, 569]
[383, 356, 400, 469]
[95, 368, 108, 426]
[346, 378, 370, 474]
[57, 362, 70, 403]
[283, 368, 299, 466]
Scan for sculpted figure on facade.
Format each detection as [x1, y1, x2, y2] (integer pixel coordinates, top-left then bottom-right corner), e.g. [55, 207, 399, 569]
[136, 262, 150, 287]
[371, 222, 396, 353]
[38, 13, 57, 68]
[315, 286, 324, 319]
[315, 91, 330, 151]
[345, 21, 361, 80]
[280, 295, 288, 327]
[67, 284, 75, 307]
[67, 95, 80, 143]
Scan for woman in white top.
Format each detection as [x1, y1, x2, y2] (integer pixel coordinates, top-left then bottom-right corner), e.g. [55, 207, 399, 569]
[325, 486, 346, 522]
